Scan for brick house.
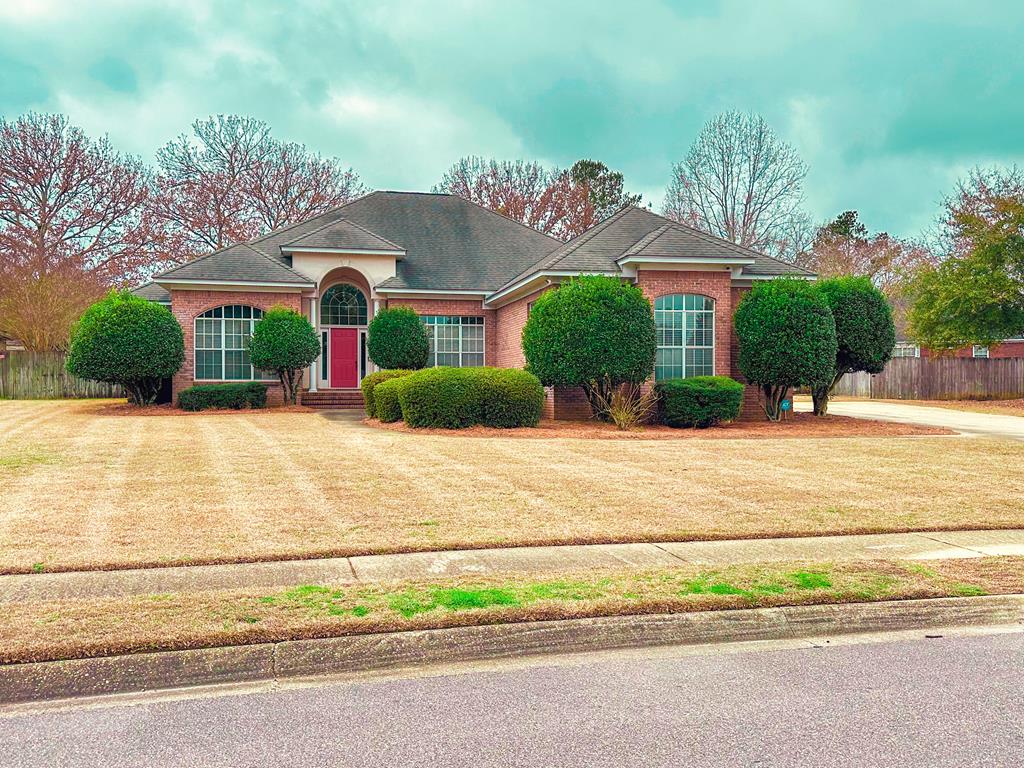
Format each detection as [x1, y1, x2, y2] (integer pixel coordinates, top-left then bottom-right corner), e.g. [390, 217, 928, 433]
[133, 191, 813, 418]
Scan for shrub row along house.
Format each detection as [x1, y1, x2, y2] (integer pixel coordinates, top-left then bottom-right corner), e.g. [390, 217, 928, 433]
[133, 191, 813, 418]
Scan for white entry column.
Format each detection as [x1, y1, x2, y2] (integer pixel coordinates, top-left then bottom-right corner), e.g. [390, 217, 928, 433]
[308, 296, 319, 392]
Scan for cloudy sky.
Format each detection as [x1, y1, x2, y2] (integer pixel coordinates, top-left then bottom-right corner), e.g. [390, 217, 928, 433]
[2, 0, 1022, 239]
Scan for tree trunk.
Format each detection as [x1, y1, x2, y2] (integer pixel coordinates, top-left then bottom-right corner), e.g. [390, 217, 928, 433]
[582, 377, 614, 421]
[279, 369, 300, 405]
[760, 384, 783, 421]
[811, 386, 829, 416]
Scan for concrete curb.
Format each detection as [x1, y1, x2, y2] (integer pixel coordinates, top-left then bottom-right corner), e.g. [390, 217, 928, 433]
[3, 595, 1022, 706]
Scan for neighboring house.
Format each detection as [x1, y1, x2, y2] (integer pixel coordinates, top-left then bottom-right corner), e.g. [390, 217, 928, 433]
[132, 191, 812, 418]
[893, 340, 1024, 359]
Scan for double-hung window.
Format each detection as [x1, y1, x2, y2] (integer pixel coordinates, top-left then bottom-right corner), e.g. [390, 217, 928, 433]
[421, 315, 485, 367]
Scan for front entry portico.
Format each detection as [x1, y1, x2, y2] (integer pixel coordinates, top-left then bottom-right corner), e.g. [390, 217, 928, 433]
[329, 327, 360, 388]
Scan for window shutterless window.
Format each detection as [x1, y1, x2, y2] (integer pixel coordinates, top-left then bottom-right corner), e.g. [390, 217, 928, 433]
[654, 294, 715, 381]
[320, 284, 367, 325]
[421, 315, 485, 367]
[194, 305, 275, 381]
[973, 345, 990, 358]
[893, 343, 920, 358]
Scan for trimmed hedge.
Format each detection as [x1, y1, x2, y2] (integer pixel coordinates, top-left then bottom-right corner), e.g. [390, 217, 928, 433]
[478, 368, 545, 428]
[373, 377, 407, 422]
[366, 307, 430, 370]
[656, 376, 743, 428]
[361, 369, 413, 416]
[178, 382, 268, 412]
[396, 367, 544, 429]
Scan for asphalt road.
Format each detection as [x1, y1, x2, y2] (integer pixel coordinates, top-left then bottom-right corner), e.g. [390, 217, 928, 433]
[3, 631, 1023, 767]
[798, 399, 1024, 441]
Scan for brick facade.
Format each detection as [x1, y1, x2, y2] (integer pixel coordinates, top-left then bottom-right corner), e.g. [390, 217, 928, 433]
[170, 289, 303, 406]
[384, 298, 497, 366]
[493, 288, 549, 368]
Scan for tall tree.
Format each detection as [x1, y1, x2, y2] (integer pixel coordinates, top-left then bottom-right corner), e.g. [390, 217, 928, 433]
[435, 156, 639, 241]
[568, 159, 642, 221]
[151, 115, 365, 263]
[663, 111, 809, 259]
[908, 167, 1024, 349]
[797, 211, 935, 300]
[0, 113, 157, 351]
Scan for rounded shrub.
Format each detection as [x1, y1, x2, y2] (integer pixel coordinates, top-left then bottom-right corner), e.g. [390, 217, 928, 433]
[656, 376, 744, 428]
[361, 369, 413, 416]
[397, 367, 481, 429]
[522, 276, 655, 418]
[249, 306, 320, 405]
[395, 367, 545, 429]
[373, 377, 407, 422]
[178, 383, 268, 412]
[367, 307, 429, 370]
[734, 278, 837, 421]
[812, 276, 895, 415]
[477, 368, 545, 428]
[66, 290, 184, 405]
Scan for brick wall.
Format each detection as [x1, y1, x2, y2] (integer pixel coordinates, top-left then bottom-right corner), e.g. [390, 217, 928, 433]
[384, 298, 497, 366]
[635, 270, 733, 379]
[170, 289, 303, 405]
[921, 340, 1024, 359]
[493, 287, 549, 368]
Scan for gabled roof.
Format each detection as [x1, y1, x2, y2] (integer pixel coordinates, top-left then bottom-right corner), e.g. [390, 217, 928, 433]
[149, 191, 562, 293]
[493, 206, 813, 295]
[155, 242, 315, 286]
[131, 281, 171, 303]
[282, 218, 405, 253]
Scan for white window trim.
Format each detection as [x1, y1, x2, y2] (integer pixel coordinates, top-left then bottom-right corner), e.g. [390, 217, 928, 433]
[422, 315, 486, 368]
[893, 343, 921, 358]
[193, 306, 274, 382]
[972, 345, 990, 358]
[653, 295, 716, 381]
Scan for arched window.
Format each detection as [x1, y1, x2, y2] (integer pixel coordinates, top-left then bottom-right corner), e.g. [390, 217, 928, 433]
[194, 305, 274, 381]
[320, 284, 367, 326]
[654, 294, 715, 381]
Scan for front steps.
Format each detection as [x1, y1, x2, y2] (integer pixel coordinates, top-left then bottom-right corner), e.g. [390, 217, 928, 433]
[301, 389, 365, 410]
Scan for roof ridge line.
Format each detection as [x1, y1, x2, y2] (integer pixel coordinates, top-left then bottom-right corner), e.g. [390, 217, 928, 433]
[245, 190, 380, 248]
[335, 217, 406, 251]
[155, 240, 243, 279]
[452, 193, 565, 247]
[544, 204, 637, 268]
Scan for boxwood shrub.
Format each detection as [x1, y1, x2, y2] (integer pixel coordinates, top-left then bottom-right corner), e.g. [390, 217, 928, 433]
[361, 369, 413, 416]
[477, 368, 545, 428]
[397, 367, 544, 429]
[656, 376, 744, 428]
[178, 382, 268, 412]
[373, 377, 407, 423]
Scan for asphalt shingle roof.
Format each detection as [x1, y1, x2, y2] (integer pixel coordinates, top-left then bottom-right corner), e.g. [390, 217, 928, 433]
[150, 191, 563, 293]
[496, 206, 813, 292]
[282, 218, 405, 253]
[130, 281, 171, 303]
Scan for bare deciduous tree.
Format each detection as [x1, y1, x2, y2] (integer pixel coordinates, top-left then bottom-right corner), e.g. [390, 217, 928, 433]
[150, 115, 365, 263]
[663, 111, 809, 258]
[0, 113, 156, 350]
[435, 156, 639, 241]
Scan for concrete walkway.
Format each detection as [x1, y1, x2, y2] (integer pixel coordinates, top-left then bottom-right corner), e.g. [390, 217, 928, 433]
[797, 399, 1024, 441]
[3, 530, 1023, 604]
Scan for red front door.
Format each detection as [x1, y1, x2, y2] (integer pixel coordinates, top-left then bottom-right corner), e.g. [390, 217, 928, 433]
[329, 328, 359, 388]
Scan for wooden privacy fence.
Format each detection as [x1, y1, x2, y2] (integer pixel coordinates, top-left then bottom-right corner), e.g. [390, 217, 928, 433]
[0, 350, 122, 399]
[832, 357, 1024, 400]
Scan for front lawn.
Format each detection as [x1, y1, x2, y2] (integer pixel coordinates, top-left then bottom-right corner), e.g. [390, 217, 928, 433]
[2, 400, 1023, 574]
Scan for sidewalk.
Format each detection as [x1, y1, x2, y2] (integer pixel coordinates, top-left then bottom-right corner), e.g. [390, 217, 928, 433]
[4, 529, 1023, 604]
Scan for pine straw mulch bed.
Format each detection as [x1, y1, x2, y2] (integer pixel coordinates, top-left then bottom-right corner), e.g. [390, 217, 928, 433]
[1, 557, 1019, 665]
[368, 412, 953, 439]
[94, 402, 315, 416]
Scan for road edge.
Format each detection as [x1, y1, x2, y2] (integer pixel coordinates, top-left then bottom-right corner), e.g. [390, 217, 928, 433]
[3, 594, 1023, 706]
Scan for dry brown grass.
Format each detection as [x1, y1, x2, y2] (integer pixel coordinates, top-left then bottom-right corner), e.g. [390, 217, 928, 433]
[874, 398, 1024, 418]
[1, 399, 1022, 574]
[1, 557, 1019, 665]
[370, 412, 950, 439]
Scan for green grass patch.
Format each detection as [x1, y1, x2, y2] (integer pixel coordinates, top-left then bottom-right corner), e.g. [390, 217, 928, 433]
[0, 450, 57, 471]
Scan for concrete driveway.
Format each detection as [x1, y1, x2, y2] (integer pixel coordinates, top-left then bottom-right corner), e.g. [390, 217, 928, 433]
[798, 399, 1024, 441]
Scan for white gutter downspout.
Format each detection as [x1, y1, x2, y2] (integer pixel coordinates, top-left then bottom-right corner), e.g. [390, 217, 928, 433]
[308, 296, 318, 393]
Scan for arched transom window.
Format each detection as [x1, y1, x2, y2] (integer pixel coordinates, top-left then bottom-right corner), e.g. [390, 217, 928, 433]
[320, 284, 367, 326]
[654, 294, 715, 381]
[194, 305, 274, 381]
